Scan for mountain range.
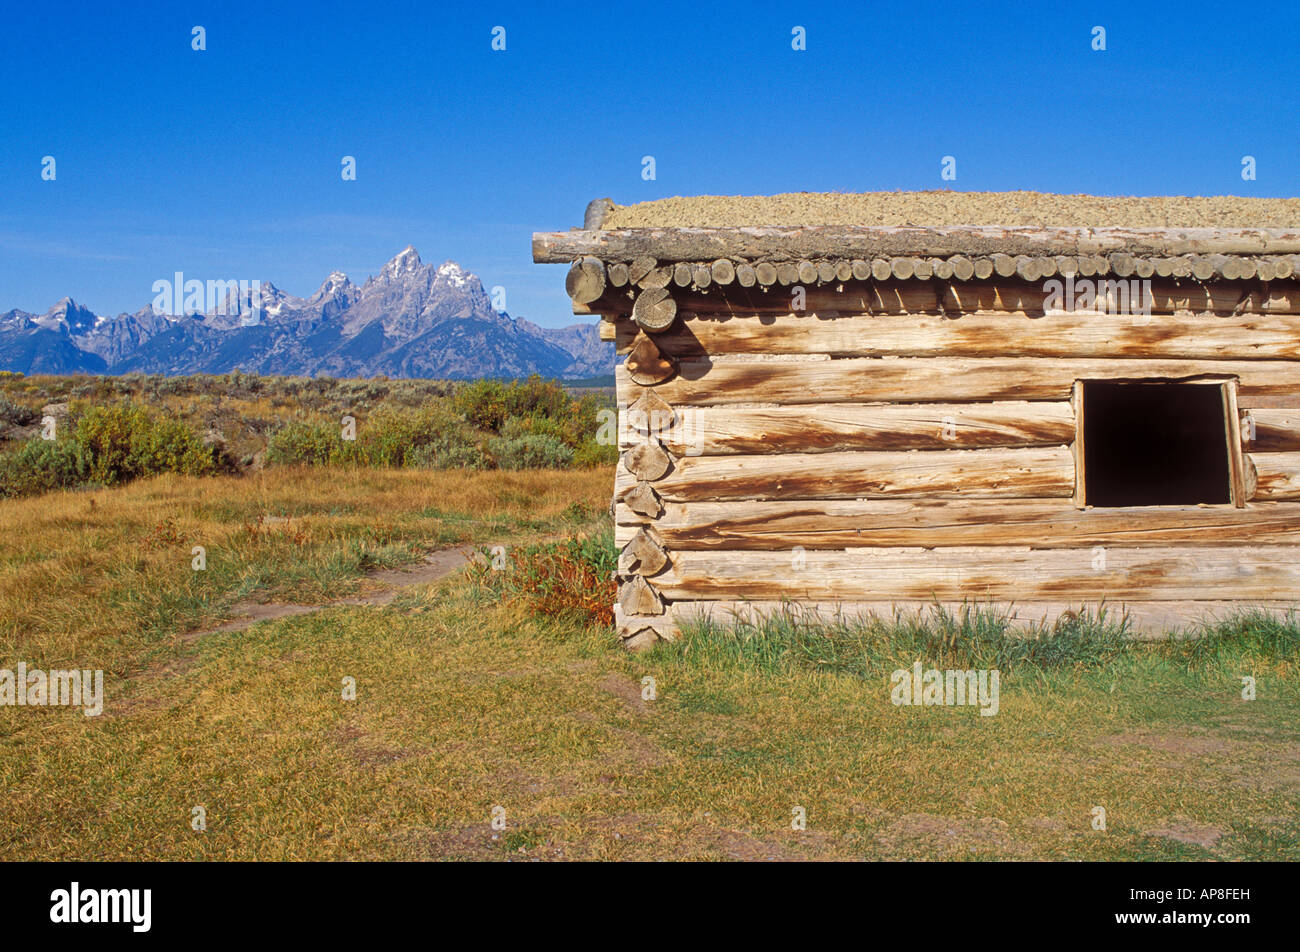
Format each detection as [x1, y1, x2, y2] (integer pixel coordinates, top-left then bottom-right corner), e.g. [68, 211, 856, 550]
[0, 248, 613, 380]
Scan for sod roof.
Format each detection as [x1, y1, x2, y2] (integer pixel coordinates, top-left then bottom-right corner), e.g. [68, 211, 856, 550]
[601, 191, 1300, 230]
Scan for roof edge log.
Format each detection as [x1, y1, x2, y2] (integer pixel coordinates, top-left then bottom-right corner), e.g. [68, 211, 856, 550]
[533, 225, 1300, 264]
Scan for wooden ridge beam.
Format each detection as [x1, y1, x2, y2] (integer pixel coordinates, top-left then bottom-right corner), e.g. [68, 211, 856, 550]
[533, 225, 1300, 264]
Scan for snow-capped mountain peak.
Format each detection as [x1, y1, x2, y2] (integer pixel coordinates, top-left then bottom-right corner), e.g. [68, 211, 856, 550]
[435, 260, 469, 288]
[381, 245, 422, 278]
[0, 248, 614, 380]
[36, 297, 101, 334]
[310, 270, 354, 302]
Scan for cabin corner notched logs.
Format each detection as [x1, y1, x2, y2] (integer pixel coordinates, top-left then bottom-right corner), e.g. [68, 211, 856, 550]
[535, 217, 1300, 647]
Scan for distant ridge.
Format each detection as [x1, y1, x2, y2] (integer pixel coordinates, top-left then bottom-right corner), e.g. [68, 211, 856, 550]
[0, 249, 612, 380]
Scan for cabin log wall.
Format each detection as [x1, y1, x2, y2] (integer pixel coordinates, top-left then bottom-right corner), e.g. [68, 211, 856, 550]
[607, 272, 1300, 645]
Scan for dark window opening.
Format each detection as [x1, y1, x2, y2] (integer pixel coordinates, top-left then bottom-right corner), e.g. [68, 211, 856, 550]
[1081, 381, 1232, 507]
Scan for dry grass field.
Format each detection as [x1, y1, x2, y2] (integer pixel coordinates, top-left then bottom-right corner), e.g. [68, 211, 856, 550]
[1, 466, 1297, 861]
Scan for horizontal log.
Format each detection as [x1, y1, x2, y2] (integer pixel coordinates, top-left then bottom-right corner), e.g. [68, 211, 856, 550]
[621, 402, 1075, 455]
[616, 447, 1075, 502]
[619, 310, 1300, 360]
[616, 498, 1300, 548]
[533, 225, 1300, 264]
[1237, 394, 1300, 409]
[599, 280, 1300, 321]
[654, 546, 1300, 602]
[1250, 452, 1300, 499]
[617, 358, 1300, 407]
[667, 599, 1299, 637]
[1242, 409, 1300, 451]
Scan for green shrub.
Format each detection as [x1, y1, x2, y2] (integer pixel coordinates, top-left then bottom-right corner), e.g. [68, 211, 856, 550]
[407, 439, 487, 470]
[74, 404, 219, 484]
[267, 407, 489, 470]
[486, 434, 574, 470]
[499, 414, 570, 444]
[0, 403, 216, 496]
[453, 375, 574, 433]
[0, 438, 89, 497]
[503, 375, 572, 420]
[265, 418, 354, 466]
[0, 375, 615, 495]
[572, 437, 619, 468]
[0, 394, 39, 427]
[361, 405, 469, 467]
[452, 379, 513, 431]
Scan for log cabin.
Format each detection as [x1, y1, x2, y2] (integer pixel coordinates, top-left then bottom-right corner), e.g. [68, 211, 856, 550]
[533, 191, 1300, 648]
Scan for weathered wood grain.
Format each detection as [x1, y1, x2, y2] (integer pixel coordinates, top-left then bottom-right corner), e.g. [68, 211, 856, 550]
[654, 546, 1300, 602]
[613, 356, 1300, 403]
[619, 402, 1076, 455]
[565, 256, 606, 304]
[626, 389, 676, 431]
[619, 575, 664, 615]
[1250, 452, 1300, 499]
[625, 331, 678, 385]
[631, 287, 677, 331]
[616, 358, 1300, 407]
[618, 528, 669, 576]
[621, 441, 672, 481]
[615, 498, 1300, 548]
[1224, 381, 1247, 508]
[1242, 409, 1300, 452]
[533, 225, 1300, 263]
[614, 605, 680, 643]
[628, 256, 656, 284]
[622, 480, 664, 518]
[615, 447, 1075, 501]
[618, 310, 1300, 360]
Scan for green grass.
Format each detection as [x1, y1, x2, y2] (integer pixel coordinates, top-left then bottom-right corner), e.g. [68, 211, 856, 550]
[0, 469, 1297, 861]
[0, 467, 612, 673]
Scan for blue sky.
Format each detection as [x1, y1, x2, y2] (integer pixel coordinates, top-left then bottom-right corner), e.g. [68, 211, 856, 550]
[2, 0, 1298, 326]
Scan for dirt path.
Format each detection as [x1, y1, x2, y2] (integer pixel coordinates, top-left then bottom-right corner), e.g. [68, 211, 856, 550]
[189, 546, 477, 639]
